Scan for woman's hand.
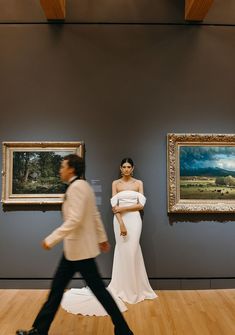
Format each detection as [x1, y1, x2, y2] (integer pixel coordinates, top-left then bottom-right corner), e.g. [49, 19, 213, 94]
[112, 206, 126, 214]
[120, 223, 127, 236]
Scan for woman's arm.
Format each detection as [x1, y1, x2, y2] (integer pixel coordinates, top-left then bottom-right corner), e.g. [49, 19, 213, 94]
[111, 180, 127, 236]
[112, 203, 143, 214]
[138, 180, 144, 194]
[112, 180, 118, 196]
[114, 212, 127, 236]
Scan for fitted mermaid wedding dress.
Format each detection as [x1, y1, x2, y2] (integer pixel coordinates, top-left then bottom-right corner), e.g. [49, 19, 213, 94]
[108, 190, 157, 304]
[61, 190, 156, 316]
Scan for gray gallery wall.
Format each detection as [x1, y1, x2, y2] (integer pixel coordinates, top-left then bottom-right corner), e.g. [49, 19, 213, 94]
[0, 0, 235, 289]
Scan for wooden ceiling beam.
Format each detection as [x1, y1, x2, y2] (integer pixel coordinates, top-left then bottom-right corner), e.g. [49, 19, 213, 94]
[185, 0, 214, 21]
[40, 0, 66, 20]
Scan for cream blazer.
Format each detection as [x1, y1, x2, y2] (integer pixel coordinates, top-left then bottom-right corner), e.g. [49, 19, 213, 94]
[45, 180, 108, 261]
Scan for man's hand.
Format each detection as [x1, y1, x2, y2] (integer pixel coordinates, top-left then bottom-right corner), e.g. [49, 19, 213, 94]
[99, 241, 111, 253]
[42, 240, 51, 250]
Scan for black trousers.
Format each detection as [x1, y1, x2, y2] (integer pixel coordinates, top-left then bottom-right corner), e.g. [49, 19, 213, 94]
[33, 255, 131, 335]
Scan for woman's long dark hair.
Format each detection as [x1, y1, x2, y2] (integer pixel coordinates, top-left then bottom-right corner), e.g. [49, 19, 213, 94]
[120, 157, 134, 167]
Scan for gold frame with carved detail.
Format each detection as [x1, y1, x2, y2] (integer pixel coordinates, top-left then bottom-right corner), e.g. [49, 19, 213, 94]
[1, 141, 84, 205]
[167, 134, 235, 213]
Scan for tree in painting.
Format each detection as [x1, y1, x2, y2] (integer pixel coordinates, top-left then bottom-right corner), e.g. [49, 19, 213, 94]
[13, 151, 67, 194]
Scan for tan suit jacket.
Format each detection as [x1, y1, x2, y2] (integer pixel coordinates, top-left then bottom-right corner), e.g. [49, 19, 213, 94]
[45, 179, 107, 261]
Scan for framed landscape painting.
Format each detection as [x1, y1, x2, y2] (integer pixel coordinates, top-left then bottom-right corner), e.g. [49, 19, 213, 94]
[1, 141, 84, 205]
[167, 134, 235, 213]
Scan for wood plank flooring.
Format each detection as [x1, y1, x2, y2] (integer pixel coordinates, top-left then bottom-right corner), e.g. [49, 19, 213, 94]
[1, 289, 235, 335]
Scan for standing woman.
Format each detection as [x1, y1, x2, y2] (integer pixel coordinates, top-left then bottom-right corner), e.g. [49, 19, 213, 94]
[61, 158, 156, 316]
[108, 158, 157, 304]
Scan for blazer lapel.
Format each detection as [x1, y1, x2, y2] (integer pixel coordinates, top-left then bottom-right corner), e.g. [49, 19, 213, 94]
[63, 177, 80, 201]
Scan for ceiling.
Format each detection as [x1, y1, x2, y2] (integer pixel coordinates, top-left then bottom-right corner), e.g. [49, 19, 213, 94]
[0, 0, 234, 24]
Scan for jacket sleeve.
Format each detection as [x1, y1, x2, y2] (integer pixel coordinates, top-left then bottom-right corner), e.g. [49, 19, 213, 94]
[45, 182, 88, 248]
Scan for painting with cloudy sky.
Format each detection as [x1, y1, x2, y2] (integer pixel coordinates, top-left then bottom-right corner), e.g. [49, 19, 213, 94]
[180, 146, 235, 199]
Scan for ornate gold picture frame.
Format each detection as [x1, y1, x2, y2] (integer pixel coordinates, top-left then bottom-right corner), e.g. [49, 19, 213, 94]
[1, 141, 84, 205]
[167, 134, 235, 213]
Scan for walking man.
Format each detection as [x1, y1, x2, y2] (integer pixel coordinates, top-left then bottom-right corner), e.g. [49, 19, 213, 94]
[16, 154, 133, 335]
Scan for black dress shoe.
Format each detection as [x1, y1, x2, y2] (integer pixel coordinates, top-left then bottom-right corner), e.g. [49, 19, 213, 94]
[16, 328, 40, 335]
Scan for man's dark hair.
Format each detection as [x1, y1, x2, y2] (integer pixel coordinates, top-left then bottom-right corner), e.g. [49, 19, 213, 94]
[63, 154, 85, 179]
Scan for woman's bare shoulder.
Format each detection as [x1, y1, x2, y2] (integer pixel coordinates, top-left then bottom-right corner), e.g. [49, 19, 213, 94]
[135, 179, 143, 185]
[112, 179, 121, 185]
[112, 179, 122, 196]
[135, 179, 144, 193]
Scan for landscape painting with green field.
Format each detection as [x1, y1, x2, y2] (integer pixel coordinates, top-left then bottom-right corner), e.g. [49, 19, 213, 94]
[180, 146, 235, 200]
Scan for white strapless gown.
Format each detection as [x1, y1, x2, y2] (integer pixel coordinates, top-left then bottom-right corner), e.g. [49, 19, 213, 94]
[61, 190, 157, 316]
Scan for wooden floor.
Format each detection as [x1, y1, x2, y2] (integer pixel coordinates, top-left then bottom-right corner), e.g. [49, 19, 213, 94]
[1, 289, 235, 335]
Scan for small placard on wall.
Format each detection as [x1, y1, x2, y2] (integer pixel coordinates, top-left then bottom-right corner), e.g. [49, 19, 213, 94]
[90, 179, 102, 206]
